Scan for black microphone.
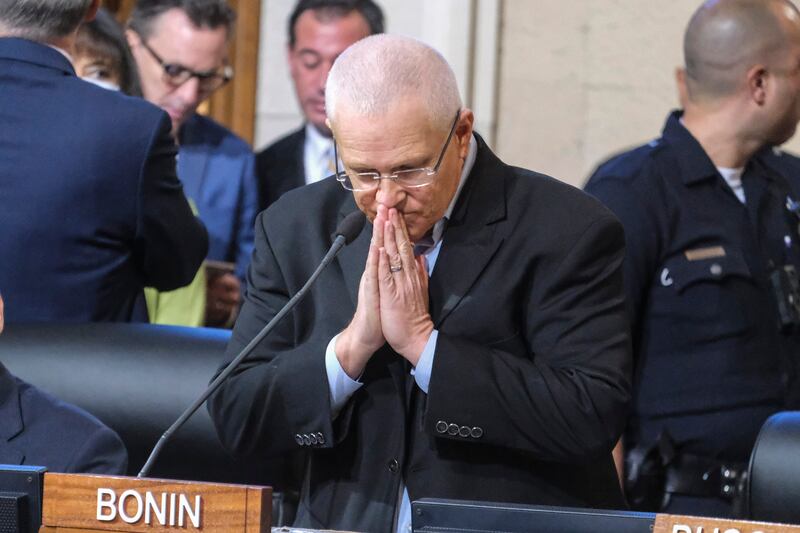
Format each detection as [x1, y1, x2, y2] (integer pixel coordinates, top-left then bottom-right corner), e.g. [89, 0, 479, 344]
[138, 210, 366, 477]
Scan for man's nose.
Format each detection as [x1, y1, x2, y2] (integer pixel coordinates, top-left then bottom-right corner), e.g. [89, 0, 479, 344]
[375, 179, 404, 208]
[175, 76, 203, 107]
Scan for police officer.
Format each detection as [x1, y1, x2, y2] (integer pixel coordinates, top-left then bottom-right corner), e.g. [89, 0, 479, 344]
[585, 0, 800, 518]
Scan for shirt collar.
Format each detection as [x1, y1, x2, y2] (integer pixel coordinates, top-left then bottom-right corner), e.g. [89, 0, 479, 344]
[662, 110, 723, 186]
[430, 134, 477, 245]
[305, 123, 334, 161]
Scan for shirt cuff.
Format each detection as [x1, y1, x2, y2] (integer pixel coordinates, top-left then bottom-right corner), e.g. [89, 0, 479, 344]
[410, 329, 438, 394]
[325, 333, 364, 418]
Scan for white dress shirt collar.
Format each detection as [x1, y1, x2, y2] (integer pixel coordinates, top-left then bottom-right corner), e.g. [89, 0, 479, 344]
[303, 123, 335, 185]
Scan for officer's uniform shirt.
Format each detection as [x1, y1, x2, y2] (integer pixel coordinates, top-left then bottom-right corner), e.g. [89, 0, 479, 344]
[585, 111, 800, 513]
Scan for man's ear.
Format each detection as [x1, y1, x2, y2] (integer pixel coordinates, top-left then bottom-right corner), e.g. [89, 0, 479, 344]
[675, 66, 689, 108]
[83, 0, 100, 22]
[747, 65, 769, 106]
[455, 108, 475, 159]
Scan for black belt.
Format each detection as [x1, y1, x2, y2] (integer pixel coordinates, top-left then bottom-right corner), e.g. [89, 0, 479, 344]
[665, 453, 746, 501]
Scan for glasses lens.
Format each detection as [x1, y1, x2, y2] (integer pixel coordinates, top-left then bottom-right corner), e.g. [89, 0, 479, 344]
[198, 75, 225, 94]
[393, 169, 435, 187]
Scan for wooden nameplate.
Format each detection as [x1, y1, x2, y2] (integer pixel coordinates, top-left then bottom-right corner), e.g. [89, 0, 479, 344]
[655, 513, 800, 533]
[39, 472, 270, 532]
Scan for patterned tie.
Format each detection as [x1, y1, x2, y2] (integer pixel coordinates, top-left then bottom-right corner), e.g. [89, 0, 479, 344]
[325, 146, 336, 177]
[413, 233, 436, 257]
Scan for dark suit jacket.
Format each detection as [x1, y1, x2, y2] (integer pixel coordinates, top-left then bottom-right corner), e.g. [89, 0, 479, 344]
[0, 363, 127, 474]
[0, 38, 208, 323]
[255, 126, 306, 211]
[210, 135, 632, 532]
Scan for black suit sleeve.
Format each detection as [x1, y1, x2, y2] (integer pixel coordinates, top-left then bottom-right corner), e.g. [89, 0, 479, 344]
[208, 209, 335, 457]
[135, 113, 209, 291]
[426, 215, 632, 463]
[65, 425, 128, 475]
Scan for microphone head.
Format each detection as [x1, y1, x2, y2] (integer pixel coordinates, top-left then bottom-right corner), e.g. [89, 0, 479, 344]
[334, 211, 366, 245]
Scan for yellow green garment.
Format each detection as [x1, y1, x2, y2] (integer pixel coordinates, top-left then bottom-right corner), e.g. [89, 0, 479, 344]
[144, 199, 206, 326]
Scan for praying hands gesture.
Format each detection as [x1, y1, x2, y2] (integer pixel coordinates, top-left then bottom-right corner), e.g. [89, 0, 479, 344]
[335, 204, 434, 379]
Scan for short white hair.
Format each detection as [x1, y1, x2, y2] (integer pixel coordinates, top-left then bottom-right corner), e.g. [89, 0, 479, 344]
[326, 34, 463, 131]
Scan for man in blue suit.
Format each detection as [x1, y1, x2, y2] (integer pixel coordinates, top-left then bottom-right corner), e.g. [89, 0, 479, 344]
[0, 294, 128, 473]
[127, 0, 259, 327]
[0, 0, 208, 324]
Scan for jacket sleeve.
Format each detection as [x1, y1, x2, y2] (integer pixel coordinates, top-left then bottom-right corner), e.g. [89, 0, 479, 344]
[135, 112, 209, 291]
[207, 209, 336, 458]
[425, 215, 633, 464]
[65, 425, 128, 475]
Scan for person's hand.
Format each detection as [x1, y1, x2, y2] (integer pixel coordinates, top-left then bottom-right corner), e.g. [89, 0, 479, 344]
[378, 207, 433, 365]
[206, 272, 241, 327]
[336, 207, 386, 378]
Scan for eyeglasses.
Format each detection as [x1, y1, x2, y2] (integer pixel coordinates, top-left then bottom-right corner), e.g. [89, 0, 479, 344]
[334, 110, 461, 192]
[136, 35, 233, 95]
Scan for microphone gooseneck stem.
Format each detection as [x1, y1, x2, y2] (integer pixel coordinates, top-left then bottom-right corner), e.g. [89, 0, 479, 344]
[137, 235, 348, 478]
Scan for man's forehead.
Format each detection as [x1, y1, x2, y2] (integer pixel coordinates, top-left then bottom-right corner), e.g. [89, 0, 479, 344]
[293, 10, 370, 52]
[336, 117, 441, 169]
[149, 9, 228, 63]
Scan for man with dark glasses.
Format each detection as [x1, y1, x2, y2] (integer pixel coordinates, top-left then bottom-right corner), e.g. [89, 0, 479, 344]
[128, 0, 258, 327]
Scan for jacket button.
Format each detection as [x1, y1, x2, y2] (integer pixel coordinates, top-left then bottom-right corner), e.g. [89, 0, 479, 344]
[435, 420, 448, 434]
[310, 433, 319, 445]
[295, 434, 304, 446]
[471, 427, 484, 439]
[303, 434, 312, 445]
[388, 459, 399, 473]
[447, 423, 459, 436]
[316, 432, 325, 445]
[459, 425, 471, 438]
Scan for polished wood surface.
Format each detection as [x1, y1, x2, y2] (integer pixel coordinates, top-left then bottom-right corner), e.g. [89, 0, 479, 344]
[655, 514, 800, 533]
[41, 473, 270, 532]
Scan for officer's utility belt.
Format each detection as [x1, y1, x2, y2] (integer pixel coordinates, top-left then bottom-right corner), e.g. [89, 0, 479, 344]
[665, 453, 746, 501]
[625, 432, 747, 511]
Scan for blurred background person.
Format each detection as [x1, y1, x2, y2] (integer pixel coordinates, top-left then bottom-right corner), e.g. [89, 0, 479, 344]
[74, 7, 141, 94]
[0, 0, 207, 324]
[585, 0, 800, 517]
[255, 0, 383, 211]
[127, 0, 258, 327]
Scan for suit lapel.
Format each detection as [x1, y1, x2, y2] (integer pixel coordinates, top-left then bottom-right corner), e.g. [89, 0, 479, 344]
[429, 135, 508, 327]
[334, 198, 370, 307]
[0, 364, 25, 464]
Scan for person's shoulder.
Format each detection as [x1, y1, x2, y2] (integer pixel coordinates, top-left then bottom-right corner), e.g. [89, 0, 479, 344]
[15, 377, 126, 473]
[509, 166, 620, 227]
[256, 127, 305, 165]
[260, 127, 305, 155]
[182, 113, 252, 155]
[586, 139, 665, 188]
[71, 80, 165, 125]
